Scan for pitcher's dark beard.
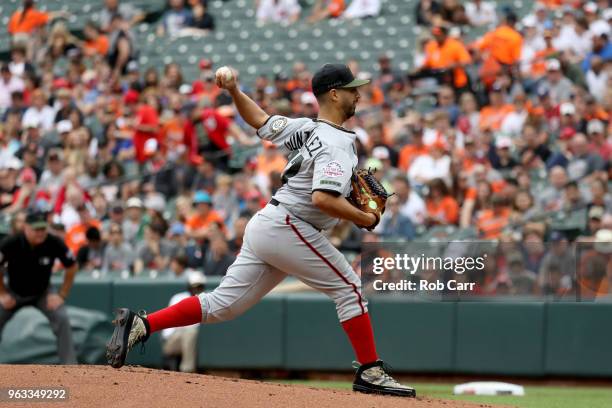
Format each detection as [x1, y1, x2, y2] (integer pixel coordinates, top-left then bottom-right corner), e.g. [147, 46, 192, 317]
[344, 103, 356, 120]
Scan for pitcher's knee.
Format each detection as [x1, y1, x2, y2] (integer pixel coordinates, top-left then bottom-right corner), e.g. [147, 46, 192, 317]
[198, 292, 247, 324]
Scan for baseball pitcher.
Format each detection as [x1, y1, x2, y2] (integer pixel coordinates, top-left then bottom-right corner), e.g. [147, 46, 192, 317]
[106, 63, 416, 397]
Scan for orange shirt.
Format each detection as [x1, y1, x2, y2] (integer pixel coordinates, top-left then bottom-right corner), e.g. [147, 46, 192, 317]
[256, 153, 287, 177]
[477, 26, 523, 65]
[398, 145, 429, 171]
[426, 196, 459, 225]
[8, 9, 49, 34]
[423, 38, 472, 87]
[476, 207, 511, 239]
[537, 0, 563, 8]
[65, 220, 103, 255]
[479, 104, 514, 131]
[328, 0, 345, 17]
[186, 210, 225, 232]
[84, 36, 110, 57]
[464, 186, 477, 201]
[530, 48, 558, 78]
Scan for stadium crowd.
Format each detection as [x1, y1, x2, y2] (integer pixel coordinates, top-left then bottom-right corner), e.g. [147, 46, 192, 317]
[0, 0, 610, 298]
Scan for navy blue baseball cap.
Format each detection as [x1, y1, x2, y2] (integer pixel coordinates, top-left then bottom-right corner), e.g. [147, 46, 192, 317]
[311, 64, 370, 97]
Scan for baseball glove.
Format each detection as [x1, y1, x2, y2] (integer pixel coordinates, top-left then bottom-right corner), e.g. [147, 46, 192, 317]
[349, 168, 391, 231]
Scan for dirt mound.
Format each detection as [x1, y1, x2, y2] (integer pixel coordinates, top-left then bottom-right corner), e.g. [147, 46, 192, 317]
[0, 365, 501, 408]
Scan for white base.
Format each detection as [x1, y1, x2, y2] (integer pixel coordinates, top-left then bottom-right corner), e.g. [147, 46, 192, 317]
[453, 382, 525, 396]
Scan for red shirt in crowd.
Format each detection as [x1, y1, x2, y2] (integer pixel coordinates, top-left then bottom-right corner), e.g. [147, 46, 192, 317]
[133, 104, 160, 163]
[200, 108, 231, 151]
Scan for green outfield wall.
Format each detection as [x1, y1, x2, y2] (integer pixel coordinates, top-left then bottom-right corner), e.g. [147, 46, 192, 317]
[0, 276, 610, 377]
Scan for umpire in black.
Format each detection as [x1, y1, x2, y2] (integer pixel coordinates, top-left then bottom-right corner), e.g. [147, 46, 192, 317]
[0, 210, 78, 364]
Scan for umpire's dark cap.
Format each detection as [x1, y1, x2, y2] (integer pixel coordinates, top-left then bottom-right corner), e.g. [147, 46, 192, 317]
[311, 64, 370, 97]
[25, 209, 48, 229]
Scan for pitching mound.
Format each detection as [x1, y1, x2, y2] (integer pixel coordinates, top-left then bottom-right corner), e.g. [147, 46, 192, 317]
[0, 365, 501, 408]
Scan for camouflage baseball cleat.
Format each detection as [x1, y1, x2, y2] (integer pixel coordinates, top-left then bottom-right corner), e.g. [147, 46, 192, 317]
[106, 308, 150, 368]
[352, 360, 416, 397]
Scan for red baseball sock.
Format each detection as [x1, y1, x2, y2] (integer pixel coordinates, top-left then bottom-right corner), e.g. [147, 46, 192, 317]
[147, 296, 202, 334]
[341, 312, 378, 365]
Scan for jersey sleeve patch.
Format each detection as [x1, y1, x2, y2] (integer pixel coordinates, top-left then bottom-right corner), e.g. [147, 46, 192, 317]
[322, 161, 345, 178]
[270, 117, 288, 135]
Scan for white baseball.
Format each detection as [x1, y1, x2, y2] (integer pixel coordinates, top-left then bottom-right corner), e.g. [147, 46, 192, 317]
[216, 66, 233, 83]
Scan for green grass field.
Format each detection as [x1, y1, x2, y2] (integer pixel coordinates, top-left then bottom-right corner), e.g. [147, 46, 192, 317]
[274, 380, 612, 408]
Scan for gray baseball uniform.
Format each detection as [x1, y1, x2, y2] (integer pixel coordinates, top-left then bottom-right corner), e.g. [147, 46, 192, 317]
[197, 115, 367, 323]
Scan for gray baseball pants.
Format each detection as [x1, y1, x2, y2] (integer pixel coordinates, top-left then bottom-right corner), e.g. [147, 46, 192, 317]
[198, 203, 367, 323]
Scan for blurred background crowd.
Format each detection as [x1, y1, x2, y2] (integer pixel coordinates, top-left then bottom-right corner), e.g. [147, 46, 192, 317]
[0, 0, 610, 298]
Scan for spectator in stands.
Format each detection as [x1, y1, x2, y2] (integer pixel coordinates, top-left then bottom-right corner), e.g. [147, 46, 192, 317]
[509, 188, 540, 225]
[475, 193, 511, 239]
[158, 0, 193, 37]
[134, 223, 174, 275]
[415, 0, 441, 27]
[107, 14, 137, 81]
[438, 0, 468, 25]
[465, 0, 497, 28]
[102, 222, 134, 274]
[256, 0, 302, 25]
[566, 133, 605, 181]
[478, 83, 514, 131]
[76, 226, 105, 272]
[538, 59, 574, 105]
[204, 234, 235, 276]
[188, 0, 215, 32]
[37, 23, 79, 64]
[586, 206, 605, 236]
[538, 166, 568, 212]
[474, 11, 522, 78]
[308, 0, 345, 24]
[562, 181, 585, 211]
[408, 140, 451, 187]
[424, 178, 459, 226]
[588, 179, 612, 212]
[161, 271, 206, 372]
[186, 191, 225, 241]
[0, 65, 25, 114]
[97, 0, 145, 34]
[123, 197, 145, 246]
[576, 229, 612, 298]
[500, 92, 529, 138]
[83, 22, 110, 58]
[343, 0, 381, 19]
[412, 26, 472, 90]
[65, 204, 102, 255]
[505, 251, 538, 294]
[7, 0, 68, 42]
[581, 31, 612, 73]
[379, 195, 416, 240]
[193, 103, 253, 170]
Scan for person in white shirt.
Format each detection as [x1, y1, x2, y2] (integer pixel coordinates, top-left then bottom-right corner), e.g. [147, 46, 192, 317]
[520, 16, 546, 77]
[343, 0, 381, 19]
[465, 0, 497, 28]
[0, 64, 25, 113]
[585, 55, 608, 102]
[391, 175, 426, 226]
[408, 140, 451, 188]
[256, 0, 301, 24]
[21, 89, 56, 133]
[501, 92, 529, 138]
[161, 271, 206, 373]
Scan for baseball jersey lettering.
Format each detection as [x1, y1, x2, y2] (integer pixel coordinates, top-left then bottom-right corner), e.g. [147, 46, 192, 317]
[258, 117, 357, 231]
